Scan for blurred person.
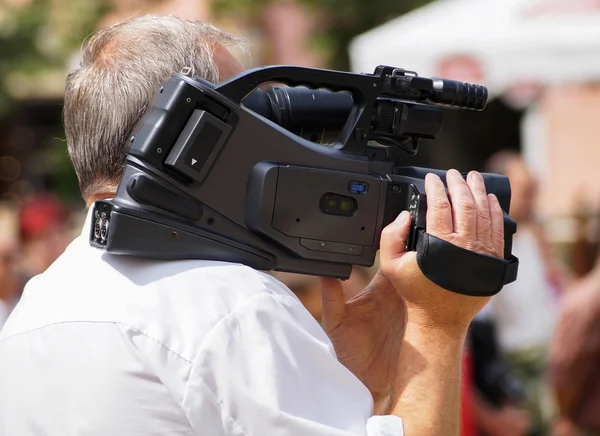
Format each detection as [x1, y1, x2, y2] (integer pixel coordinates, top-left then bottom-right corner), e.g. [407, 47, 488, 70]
[18, 194, 71, 287]
[0, 204, 20, 328]
[270, 271, 323, 320]
[0, 15, 507, 436]
[482, 150, 565, 435]
[469, 307, 532, 436]
[271, 266, 375, 322]
[548, 246, 600, 436]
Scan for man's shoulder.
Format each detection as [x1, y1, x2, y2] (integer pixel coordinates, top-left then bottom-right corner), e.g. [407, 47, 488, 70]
[1, 237, 300, 357]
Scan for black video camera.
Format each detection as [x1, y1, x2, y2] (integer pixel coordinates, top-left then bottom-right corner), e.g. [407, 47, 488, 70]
[90, 65, 519, 295]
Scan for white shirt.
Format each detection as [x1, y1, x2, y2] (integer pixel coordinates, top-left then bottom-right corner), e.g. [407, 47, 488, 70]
[0, 299, 9, 329]
[0, 205, 403, 436]
[481, 227, 557, 353]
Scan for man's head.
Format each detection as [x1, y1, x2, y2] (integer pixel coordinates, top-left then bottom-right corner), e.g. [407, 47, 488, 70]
[485, 150, 538, 222]
[64, 15, 245, 204]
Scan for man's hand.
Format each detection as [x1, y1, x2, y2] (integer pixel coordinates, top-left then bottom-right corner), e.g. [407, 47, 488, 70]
[380, 169, 505, 328]
[320, 169, 506, 424]
[321, 269, 407, 414]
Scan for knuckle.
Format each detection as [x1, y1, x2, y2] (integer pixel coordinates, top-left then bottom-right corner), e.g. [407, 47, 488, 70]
[380, 262, 393, 277]
[458, 198, 476, 213]
[431, 197, 451, 212]
[472, 182, 487, 195]
[381, 225, 394, 240]
[474, 187, 487, 198]
[477, 210, 491, 224]
[429, 216, 447, 230]
[454, 238, 479, 253]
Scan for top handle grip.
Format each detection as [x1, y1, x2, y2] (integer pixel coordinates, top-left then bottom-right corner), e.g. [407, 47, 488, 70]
[215, 65, 383, 154]
[215, 65, 380, 104]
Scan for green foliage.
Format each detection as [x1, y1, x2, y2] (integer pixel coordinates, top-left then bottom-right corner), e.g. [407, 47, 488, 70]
[0, 0, 110, 113]
[0, 0, 108, 199]
[211, 0, 434, 70]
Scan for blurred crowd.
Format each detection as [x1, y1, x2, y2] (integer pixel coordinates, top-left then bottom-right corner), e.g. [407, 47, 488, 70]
[0, 151, 599, 436]
[0, 195, 84, 326]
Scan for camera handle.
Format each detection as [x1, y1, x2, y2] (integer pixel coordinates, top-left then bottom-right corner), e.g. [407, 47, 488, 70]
[216, 65, 383, 154]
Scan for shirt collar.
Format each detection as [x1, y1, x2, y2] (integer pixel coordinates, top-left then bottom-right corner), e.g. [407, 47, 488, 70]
[80, 205, 95, 238]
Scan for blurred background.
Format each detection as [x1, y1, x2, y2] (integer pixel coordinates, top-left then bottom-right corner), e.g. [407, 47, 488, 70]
[1, 0, 599, 267]
[2, 0, 600, 435]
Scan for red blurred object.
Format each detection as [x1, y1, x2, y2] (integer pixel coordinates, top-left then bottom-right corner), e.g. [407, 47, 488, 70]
[462, 346, 478, 436]
[436, 55, 485, 84]
[19, 195, 67, 242]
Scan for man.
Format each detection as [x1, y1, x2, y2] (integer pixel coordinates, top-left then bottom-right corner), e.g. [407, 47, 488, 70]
[549, 249, 600, 436]
[0, 15, 506, 435]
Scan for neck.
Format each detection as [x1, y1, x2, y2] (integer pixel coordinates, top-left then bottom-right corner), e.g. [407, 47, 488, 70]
[85, 192, 115, 207]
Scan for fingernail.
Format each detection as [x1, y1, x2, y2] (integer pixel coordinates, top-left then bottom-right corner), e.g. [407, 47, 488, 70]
[470, 171, 482, 183]
[447, 169, 460, 179]
[397, 210, 409, 223]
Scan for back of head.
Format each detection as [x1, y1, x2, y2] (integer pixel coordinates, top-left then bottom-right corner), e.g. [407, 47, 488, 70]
[64, 15, 244, 200]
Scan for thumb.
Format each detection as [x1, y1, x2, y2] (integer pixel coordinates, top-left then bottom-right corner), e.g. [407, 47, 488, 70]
[320, 277, 346, 332]
[379, 211, 412, 270]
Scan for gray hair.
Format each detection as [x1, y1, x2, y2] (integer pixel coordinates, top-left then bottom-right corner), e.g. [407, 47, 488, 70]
[64, 15, 245, 199]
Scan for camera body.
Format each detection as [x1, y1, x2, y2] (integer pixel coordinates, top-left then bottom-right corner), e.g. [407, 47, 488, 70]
[89, 65, 518, 283]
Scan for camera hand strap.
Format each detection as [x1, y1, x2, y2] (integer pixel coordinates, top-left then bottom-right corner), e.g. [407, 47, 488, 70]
[415, 232, 519, 297]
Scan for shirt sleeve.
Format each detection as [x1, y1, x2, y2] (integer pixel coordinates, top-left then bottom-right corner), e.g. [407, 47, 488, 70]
[180, 290, 404, 436]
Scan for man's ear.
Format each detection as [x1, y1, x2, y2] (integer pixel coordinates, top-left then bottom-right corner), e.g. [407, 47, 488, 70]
[213, 44, 245, 82]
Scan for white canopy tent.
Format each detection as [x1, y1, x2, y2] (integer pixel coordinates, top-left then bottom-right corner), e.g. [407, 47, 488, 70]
[349, 0, 600, 237]
[349, 0, 600, 101]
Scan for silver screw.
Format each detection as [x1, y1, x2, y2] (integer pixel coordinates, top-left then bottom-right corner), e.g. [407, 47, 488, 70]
[157, 148, 163, 154]
[186, 98, 192, 103]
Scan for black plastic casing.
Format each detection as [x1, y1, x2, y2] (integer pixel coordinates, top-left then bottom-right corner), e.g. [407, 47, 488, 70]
[90, 66, 517, 279]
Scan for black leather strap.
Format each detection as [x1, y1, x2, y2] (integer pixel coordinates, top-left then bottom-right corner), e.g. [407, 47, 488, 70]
[416, 232, 519, 297]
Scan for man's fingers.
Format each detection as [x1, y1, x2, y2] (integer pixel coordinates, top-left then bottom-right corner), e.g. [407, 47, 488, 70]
[379, 211, 411, 269]
[488, 194, 505, 257]
[446, 169, 476, 236]
[320, 277, 346, 332]
[467, 171, 492, 246]
[425, 173, 453, 237]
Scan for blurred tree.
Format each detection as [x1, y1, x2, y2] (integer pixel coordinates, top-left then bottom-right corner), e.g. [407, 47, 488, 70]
[0, 0, 110, 114]
[0, 0, 110, 201]
[211, 0, 434, 70]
